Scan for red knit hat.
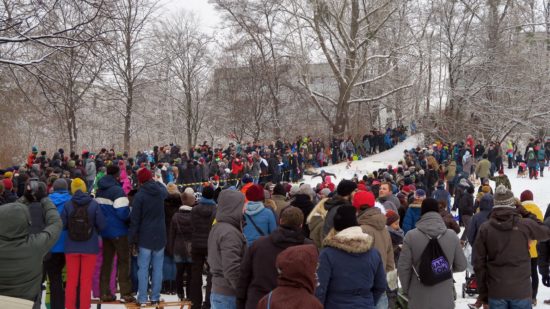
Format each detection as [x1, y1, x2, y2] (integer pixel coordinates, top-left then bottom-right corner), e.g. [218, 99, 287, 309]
[246, 184, 265, 202]
[520, 190, 533, 202]
[137, 168, 153, 184]
[352, 190, 375, 210]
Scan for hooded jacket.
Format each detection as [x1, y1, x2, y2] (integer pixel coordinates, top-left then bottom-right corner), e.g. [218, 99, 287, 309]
[243, 201, 276, 246]
[398, 212, 467, 309]
[61, 190, 106, 254]
[129, 180, 168, 250]
[95, 175, 130, 238]
[378, 194, 400, 213]
[49, 189, 72, 253]
[0, 201, 62, 301]
[238, 226, 312, 309]
[522, 200, 544, 258]
[475, 159, 491, 179]
[271, 194, 289, 218]
[191, 197, 216, 249]
[357, 207, 395, 273]
[474, 207, 550, 302]
[169, 205, 193, 259]
[289, 194, 314, 237]
[466, 194, 493, 261]
[316, 226, 387, 308]
[402, 200, 422, 234]
[256, 244, 322, 309]
[208, 190, 247, 297]
[322, 195, 352, 238]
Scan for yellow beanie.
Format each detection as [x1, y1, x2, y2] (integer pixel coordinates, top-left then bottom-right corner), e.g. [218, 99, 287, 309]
[4, 172, 13, 179]
[71, 178, 87, 195]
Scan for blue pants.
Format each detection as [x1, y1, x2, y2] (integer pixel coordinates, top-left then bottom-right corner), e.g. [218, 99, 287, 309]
[488, 298, 532, 309]
[210, 293, 236, 309]
[162, 254, 176, 281]
[375, 292, 388, 309]
[137, 247, 164, 304]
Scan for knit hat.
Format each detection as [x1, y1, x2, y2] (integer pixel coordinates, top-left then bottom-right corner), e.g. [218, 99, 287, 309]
[71, 178, 87, 194]
[386, 210, 400, 226]
[184, 187, 195, 195]
[242, 174, 253, 184]
[246, 184, 265, 202]
[3, 172, 13, 179]
[421, 198, 439, 215]
[2, 178, 13, 191]
[352, 191, 376, 210]
[167, 183, 179, 195]
[32, 146, 38, 154]
[319, 188, 331, 197]
[137, 168, 153, 184]
[333, 206, 359, 232]
[414, 189, 426, 199]
[493, 185, 515, 208]
[481, 185, 491, 194]
[520, 190, 533, 202]
[357, 183, 367, 192]
[53, 178, 68, 192]
[337, 180, 357, 197]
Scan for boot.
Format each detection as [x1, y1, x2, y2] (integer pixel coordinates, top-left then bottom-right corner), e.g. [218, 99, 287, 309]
[161, 281, 169, 294]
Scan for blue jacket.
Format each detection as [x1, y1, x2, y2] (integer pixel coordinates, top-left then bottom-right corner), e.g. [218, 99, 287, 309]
[129, 181, 168, 250]
[433, 188, 451, 212]
[95, 175, 130, 238]
[316, 226, 386, 308]
[49, 190, 72, 253]
[61, 190, 106, 254]
[402, 203, 422, 234]
[243, 201, 276, 246]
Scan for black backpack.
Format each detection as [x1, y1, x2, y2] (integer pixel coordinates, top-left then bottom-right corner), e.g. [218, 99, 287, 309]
[413, 230, 453, 286]
[68, 202, 93, 241]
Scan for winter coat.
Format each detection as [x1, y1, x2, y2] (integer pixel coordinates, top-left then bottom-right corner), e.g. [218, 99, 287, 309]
[237, 226, 312, 309]
[398, 212, 467, 309]
[95, 175, 130, 239]
[490, 174, 511, 190]
[458, 192, 474, 217]
[61, 190, 106, 254]
[129, 180, 168, 250]
[168, 205, 193, 260]
[445, 161, 457, 181]
[322, 195, 352, 238]
[475, 159, 491, 179]
[388, 227, 404, 265]
[357, 207, 395, 272]
[474, 207, 550, 303]
[522, 201, 544, 258]
[440, 210, 460, 234]
[308, 214, 324, 249]
[402, 201, 422, 234]
[433, 188, 451, 211]
[49, 190, 72, 253]
[316, 226, 387, 308]
[0, 201, 61, 301]
[378, 194, 400, 213]
[466, 194, 493, 259]
[256, 244, 323, 309]
[164, 193, 181, 252]
[271, 194, 289, 218]
[537, 218, 550, 279]
[289, 194, 314, 237]
[527, 150, 537, 167]
[191, 198, 216, 249]
[207, 190, 247, 297]
[243, 201, 276, 246]
[85, 159, 96, 182]
[462, 153, 474, 175]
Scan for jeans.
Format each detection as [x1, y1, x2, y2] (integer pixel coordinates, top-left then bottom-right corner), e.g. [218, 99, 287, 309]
[65, 253, 97, 309]
[488, 298, 532, 309]
[210, 293, 236, 309]
[44, 253, 65, 309]
[137, 247, 164, 304]
[101, 236, 133, 297]
[131, 255, 139, 293]
[375, 292, 388, 309]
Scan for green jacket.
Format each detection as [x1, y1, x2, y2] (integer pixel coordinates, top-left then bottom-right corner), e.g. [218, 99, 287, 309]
[475, 159, 491, 179]
[0, 200, 62, 301]
[490, 175, 512, 191]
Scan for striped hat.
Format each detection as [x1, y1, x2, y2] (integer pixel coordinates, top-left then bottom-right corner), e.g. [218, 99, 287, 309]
[493, 185, 515, 208]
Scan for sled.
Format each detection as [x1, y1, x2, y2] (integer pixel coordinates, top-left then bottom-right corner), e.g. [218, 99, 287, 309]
[124, 300, 192, 309]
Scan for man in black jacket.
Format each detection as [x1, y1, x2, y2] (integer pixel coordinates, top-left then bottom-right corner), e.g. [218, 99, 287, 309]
[237, 206, 311, 309]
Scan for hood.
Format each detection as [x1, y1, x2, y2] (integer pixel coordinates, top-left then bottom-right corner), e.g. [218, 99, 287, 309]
[276, 244, 318, 293]
[72, 190, 94, 206]
[324, 195, 351, 211]
[49, 190, 71, 206]
[357, 207, 386, 230]
[0, 203, 31, 241]
[270, 226, 306, 248]
[323, 226, 373, 254]
[489, 207, 520, 231]
[415, 212, 448, 238]
[97, 175, 120, 190]
[216, 189, 245, 228]
[479, 194, 494, 211]
[245, 201, 265, 215]
[291, 194, 314, 209]
[387, 226, 404, 239]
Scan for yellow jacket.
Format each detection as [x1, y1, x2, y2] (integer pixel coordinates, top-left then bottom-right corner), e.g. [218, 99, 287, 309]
[523, 201, 543, 258]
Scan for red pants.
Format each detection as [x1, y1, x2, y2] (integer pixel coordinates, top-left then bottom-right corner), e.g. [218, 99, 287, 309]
[65, 253, 97, 309]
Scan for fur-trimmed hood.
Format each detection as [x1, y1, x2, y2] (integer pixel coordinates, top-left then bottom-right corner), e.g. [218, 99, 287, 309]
[323, 226, 373, 254]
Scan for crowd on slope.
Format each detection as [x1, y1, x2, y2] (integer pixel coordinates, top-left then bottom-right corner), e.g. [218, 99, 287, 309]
[1, 131, 550, 309]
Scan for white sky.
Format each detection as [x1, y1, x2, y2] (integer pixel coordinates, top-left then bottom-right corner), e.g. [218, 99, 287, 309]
[158, 0, 221, 33]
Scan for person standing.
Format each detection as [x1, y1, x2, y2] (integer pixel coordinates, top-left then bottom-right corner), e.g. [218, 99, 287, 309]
[129, 168, 169, 306]
[208, 190, 247, 309]
[61, 184, 106, 309]
[520, 190, 544, 306]
[474, 185, 550, 308]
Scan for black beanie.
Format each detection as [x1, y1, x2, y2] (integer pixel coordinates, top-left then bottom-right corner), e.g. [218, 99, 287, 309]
[202, 186, 215, 200]
[106, 165, 120, 176]
[421, 198, 440, 215]
[333, 206, 359, 232]
[336, 180, 357, 197]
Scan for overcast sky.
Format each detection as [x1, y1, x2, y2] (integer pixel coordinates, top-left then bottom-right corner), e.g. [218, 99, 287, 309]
[158, 0, 221, 33]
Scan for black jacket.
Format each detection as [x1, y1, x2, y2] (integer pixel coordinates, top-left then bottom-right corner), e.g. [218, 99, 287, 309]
[169, 206, 193, 259]
[458, 192, 474, 217]
[290, 194, 315, 238]
[191, 198, 217, 249]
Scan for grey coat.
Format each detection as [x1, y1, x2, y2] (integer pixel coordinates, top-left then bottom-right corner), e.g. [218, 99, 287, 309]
[397, 212, 467, 309]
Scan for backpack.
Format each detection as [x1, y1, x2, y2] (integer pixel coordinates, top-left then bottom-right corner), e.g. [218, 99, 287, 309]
[412, 230, 453, 286]
[68, 202, 93, 241]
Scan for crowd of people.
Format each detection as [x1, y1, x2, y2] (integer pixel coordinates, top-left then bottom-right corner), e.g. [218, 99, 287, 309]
[0, 131, 549, 309]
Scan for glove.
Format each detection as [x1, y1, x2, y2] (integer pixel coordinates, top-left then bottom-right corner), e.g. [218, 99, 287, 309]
[542, 275, 550, 287]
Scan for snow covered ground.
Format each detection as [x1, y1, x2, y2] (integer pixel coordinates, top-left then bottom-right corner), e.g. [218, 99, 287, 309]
[44, 134, 550, 308]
